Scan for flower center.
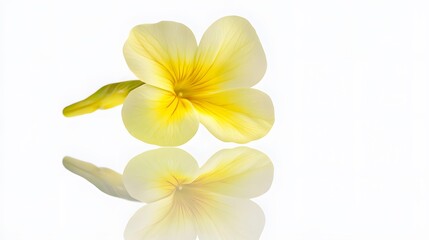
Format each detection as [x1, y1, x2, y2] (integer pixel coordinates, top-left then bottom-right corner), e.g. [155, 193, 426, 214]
[173, 81, 192, 99]
[174, 87, 186, 98]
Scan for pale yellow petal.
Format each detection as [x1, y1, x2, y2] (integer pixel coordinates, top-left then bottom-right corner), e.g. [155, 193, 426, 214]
[122, 85, 199, 146]
[193, 147, 273, 198]
[192, 16, 266, 91]
[195, 193, 265, 240]
[124, 195, 197, 240]
[63, 80, 143, 117]
[123, 148, 199, 203]
[62, 156, 137, 201]
[125, 185, 265, 240]
[123, 21, 197, 92]
[192, 88, 274, 143]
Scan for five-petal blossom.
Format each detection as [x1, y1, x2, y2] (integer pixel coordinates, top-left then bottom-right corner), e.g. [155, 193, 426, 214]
[63, 147, 274, 240]
[122, 16, 274, 146]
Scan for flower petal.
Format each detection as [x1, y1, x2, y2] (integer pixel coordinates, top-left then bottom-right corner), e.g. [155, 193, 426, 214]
[63, 80, 143, 117]
[123, 21, 197, 92]
[122, 84, 199, 146]
[192, 88, 274, 143]
[62, 156, 137, 201]
[125, 189, 264, 240]
[193, 147, 274, 198]
[195, 193, 265, 240]
[123, 148, 199, 203]
[193, 16, 266, 91]
[124, 195, 197, 240]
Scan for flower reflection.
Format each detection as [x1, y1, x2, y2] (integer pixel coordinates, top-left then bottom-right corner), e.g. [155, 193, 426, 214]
[64, 147, 273, 240]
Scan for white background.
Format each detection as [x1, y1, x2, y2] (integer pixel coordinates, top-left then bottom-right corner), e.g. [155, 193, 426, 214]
[1, 0, 429, 239]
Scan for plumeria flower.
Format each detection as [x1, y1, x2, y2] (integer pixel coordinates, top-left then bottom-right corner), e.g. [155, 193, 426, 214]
[63, 16, 275, 146]
[63, 147, 274, 239]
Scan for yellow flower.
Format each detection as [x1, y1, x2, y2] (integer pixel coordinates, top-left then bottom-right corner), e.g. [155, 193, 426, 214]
[64, 16, 274, 146]
[63, 147, 274, 239]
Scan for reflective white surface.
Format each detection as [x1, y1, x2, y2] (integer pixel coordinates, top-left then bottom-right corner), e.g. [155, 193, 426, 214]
[1, 0, 429, 239]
